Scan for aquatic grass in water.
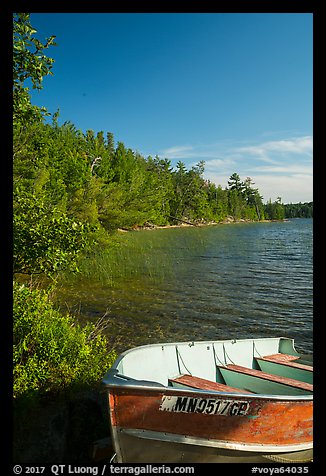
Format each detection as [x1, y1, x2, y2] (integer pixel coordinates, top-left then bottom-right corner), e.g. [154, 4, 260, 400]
[68, 231, 179, 286]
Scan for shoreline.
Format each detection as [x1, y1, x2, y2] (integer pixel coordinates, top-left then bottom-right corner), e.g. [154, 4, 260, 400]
[118, 217, 286, 233]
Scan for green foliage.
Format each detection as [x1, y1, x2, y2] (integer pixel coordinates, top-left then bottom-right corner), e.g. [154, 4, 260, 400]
[13, 282, 117, 399]
[284, 202, 313, 218]
[13, 190, 92, 277]
[170, 160, 210, 222]
[264, 197, 285, 220]
[225, 174, 264, 221]
[13, 13, 56, 126]
[228, 172, 244, 193]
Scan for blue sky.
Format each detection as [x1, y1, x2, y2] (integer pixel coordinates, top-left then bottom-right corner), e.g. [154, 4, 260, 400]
[30, 13, 313, 203]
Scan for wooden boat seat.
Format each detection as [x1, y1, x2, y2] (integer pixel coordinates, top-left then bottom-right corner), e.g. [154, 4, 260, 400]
[219, 364, 313, 393]
[169, 374, 253, 394]
[256, 354, 313, 372]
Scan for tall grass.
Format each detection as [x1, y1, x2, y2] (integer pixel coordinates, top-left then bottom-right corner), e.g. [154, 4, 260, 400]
[65, 231, 177, 287]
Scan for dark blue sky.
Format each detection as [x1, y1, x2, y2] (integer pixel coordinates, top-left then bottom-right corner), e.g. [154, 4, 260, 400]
[30, 13, 313, 202]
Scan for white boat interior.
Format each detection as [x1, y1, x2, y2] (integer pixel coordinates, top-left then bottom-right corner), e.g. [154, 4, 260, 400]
[103, 337, 313, 397]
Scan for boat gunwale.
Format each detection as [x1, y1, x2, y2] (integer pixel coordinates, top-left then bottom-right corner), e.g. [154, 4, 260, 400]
[110, 336, 301, 365]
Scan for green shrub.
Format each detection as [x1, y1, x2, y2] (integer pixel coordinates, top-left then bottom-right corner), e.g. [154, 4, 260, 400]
[13, 190, 93, 277]
[13, 282, 117, 399]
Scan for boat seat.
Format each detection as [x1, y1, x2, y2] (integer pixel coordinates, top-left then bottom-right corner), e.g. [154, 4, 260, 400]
[219, 364, 313, 393]
[256, 354, 313, 372]
[168, 374, 253, 394]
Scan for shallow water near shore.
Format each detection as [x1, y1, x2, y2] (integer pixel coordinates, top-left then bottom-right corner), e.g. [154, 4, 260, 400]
[56, 218, 313, 355]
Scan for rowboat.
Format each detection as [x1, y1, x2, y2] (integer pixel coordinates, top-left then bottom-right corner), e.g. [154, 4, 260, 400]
[102, 337, 313, 463]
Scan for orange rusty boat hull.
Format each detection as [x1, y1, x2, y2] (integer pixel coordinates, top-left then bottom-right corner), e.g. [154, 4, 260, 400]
[107, 385, 312, 463]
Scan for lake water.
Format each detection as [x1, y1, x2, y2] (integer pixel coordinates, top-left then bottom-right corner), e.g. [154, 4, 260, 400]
[58, 219, 313, 355]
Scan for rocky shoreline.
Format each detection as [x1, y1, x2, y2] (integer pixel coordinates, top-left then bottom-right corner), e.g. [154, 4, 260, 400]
[118, 217, 282, 232]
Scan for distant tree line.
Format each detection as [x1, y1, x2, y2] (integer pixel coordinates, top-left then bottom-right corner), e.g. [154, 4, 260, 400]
[284, 202, 313, 218]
